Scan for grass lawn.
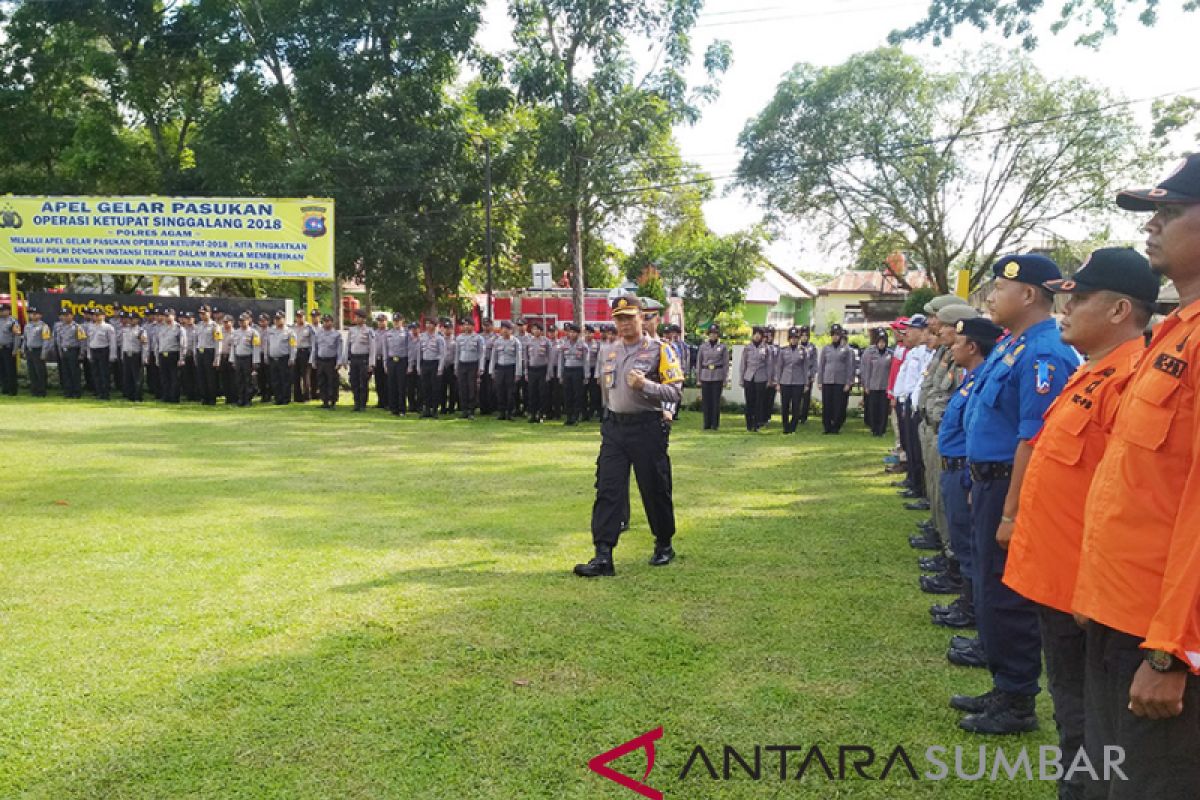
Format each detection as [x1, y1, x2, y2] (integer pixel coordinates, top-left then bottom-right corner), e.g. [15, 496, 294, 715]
[1, 394, 1059, 799]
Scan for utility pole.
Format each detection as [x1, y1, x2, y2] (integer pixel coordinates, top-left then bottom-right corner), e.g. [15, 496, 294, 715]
[484, 138, 494, 321]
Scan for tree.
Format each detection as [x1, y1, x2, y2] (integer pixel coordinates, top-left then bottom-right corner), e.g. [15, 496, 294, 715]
[659, 228, 767, 332]
[890, 0, 1194, 49]
[505, 0, 730, 326]
[735, 48, 1147, 293]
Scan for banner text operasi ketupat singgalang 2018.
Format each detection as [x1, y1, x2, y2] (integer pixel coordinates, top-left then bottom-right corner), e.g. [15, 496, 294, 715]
[0, 196, 334, 281]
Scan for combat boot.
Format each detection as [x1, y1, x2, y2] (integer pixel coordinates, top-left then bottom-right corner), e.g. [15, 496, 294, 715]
[574, 546, 615, 578]
[959, 692, 1039, 735]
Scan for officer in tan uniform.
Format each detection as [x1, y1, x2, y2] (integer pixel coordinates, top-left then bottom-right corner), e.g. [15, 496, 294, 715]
[575, 294, 684, 578]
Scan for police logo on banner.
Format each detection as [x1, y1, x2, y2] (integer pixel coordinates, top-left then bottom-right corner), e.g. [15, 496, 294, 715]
[301, 205, 328, 238]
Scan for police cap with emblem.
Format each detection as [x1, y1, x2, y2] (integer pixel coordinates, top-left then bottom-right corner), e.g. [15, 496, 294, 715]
[1043, 247, 1161, 307]
[500, 320, 514, 329]
[1117, 154, 1200, 211]
[393, 312, 404, 321]
[322, 314, 334, 323]
[611, 293, 641, 317]
[830, 323, 845, 335]
[639, 297, 664, 312]
[353, 308, 367, 319]
[956, 317, 1004, 344]
[563, 322, 579, 332]
[992, 254, 1062, 286]
[275, 310, 288, 319]
[708, 323, 721, 334]
[788, 326, 800, 338]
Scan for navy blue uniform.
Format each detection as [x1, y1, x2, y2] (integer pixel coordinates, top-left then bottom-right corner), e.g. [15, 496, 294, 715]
[965, 318, 1079, 696]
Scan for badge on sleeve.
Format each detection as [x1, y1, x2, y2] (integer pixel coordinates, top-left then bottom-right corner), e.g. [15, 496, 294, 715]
[1034, 360, 1055, 395]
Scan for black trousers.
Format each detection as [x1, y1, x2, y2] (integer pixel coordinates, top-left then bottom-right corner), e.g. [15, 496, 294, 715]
[374, 357, 387, 407]
[89, 350, 113, 399]
[316, 357, 338, 406]
[255, 356, 271, 403]
[971, 475, 1041, 696]
[0, 345, 16, 395]
[764, 384, 777, 422]
[562, 366, 584, 422]
[797, 383, 813, 423]
[440, 365, 456, 413]
[122, 354, 144, 401]
[527, 365, 548, 420]
[780, 383, 806, 433]
[591, 412, 675, 550]
[182, 356, 198, 401]
[743, 381, 765, 430]
[902, 401, 926, 493]
[386, 357, 408, 414]
[158, 353, 181, 403]
[349, 354, 370, 410]
[701, 381, 722, 430]
[270, 356, 291, 404]
[458, 361, 479, 415]
[235, 355, 254, 406]
[585, 377, 601, 421]
[1085, 622, 1200, 799]
[548, 375, 563, 419]
[865, 389, 890, 436]
[1039, 606, 1087, 800]
[195, 349, 217, 405]
[493, 365, 516, 417]
[515, 375, 527, 414]
[59, 348, 83, 398]
[407, 366, 421, 412]
[479, 371, 495, 414]
[821, 382, 849, 433]
[293, 348, 312, 402]
[219, 355, 236, 404]
[419, 359, 440, 416]
[27, 349, 49, 396]
[146, 358, 160, 399]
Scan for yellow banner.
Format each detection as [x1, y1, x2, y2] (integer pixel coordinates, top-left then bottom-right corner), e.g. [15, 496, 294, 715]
[0, 196, 334, 280]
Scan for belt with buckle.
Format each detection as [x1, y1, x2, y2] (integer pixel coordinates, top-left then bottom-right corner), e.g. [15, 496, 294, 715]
[942, 456, 967, 471]
[969, 461, 1013, 482]
[606, 410, 658, 425]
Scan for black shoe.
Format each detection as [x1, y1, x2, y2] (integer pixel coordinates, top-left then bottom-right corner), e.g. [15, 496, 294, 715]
[950, 635, 979, 649]
[574, 551, 615, 578]
[959, 693, 1039, 735]
[916, 519, 936, 533]
[947, 642, 988, 668]
[950, 687, 1001, 714]
[931, 595, 967, 616]
[932, 608, 976, 629]
[919, 554, 949, 572]
[898, 488, 922, 498]
[905, 499, 932, 511]
[649, 546, 675, 566]
[619, 520, 629, 532]
[920, 574, 964, 595]
[890, 480, 911, 489]
[909, 533, 941, 550]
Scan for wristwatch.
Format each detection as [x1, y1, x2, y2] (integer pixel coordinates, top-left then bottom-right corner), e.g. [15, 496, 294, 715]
[1145, 649, 1186, 673]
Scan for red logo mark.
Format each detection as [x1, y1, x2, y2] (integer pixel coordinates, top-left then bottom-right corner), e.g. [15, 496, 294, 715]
[588, 727, 664, 800]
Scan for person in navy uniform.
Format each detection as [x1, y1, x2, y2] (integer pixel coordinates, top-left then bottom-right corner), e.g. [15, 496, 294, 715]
[575, 294, 685, 578]
[950, 253, 1081, 735]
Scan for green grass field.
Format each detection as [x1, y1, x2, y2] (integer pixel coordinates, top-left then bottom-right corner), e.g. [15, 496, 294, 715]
[1, 394, 1059, 799]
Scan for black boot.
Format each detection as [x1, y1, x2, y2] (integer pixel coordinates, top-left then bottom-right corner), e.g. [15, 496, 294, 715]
[649, 542, 675, 566]
[905, 498, 932, 511]
[950, 687, 1002, 714]
[947, 640, 987, 668]
[919, 554, 949, 572]
[909, 532, 941, 550]
[959, 691, 1039, 735]
[574, 546, 615, 578]
[920, 573, 965, 594]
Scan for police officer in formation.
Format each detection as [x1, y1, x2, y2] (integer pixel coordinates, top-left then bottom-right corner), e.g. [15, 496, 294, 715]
[312, 313, 345, 409]
[292, 310, 316, 403]
[417, 317, 445, 418]
[523, 320, 554, 423]
[455, 317, 485, 419]
[858, 327, 892, 437]
[775, 325, 817, 434]
[0, 303, 20, 396]
[85, 310, 119, 400]
[695, 324, 730, 430]
[739, 325, 770, 431]
[52, 308, 87, 398]
[817, 323, 856, 434]
[556, 322, 590, 425]
[19, 308, 51, 397]
[344, 309, 374, 412]
[264, 310, 297, 405]
[487, 320, 522, 419]
[228, 312, 261, 407]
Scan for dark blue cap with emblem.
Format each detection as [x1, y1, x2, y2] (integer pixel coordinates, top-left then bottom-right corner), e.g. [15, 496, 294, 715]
[1044, 247, 1161, 307]
[992, 254, 1062, 286]
[1117, 154, 1200, 211]
[956, 317, 1004, 343]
